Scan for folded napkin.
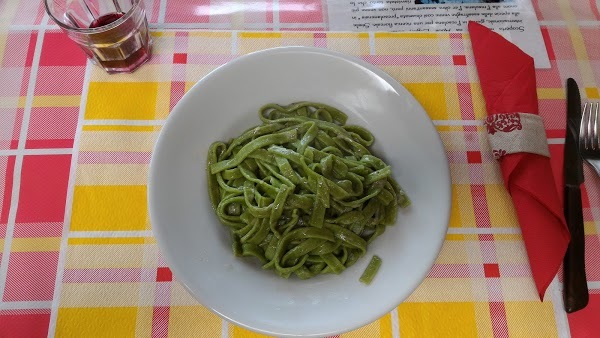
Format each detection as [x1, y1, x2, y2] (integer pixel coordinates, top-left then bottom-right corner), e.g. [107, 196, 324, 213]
[468, 21, 571, 299]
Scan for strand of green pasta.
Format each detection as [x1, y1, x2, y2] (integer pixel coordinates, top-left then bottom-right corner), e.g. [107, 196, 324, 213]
[207, 102, 410, 280]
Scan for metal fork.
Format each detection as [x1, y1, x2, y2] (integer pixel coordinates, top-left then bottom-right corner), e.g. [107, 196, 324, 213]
[579, 102, 600, 175]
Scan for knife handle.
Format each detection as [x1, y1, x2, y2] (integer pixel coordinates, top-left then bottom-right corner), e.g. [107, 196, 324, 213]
[563, 185, 589, 313]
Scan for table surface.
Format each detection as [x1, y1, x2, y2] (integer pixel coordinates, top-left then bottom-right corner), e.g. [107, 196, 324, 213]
[0, 0, 599, 337]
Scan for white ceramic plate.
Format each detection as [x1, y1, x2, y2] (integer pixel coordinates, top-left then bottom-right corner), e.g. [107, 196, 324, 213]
[149, 47, 450, 337]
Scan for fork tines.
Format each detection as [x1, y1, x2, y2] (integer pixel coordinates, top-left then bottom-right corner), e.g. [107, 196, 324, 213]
[581, 102, 600, 151]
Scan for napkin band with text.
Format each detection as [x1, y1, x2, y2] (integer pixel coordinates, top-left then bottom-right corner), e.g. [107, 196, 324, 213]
[485, 113, 550, 160]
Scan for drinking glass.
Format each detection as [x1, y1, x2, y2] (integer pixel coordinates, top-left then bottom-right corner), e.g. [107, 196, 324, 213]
[45, 0, 152, 74]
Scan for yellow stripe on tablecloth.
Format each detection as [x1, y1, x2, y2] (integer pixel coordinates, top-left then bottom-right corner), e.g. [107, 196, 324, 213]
[326, 32, 369, 39]
[228, 313, 392, 337]
[462, 234, 479, 241]
[438, 130, 466, 151]
[407, 278, 485, 302]
[483, 163, 504, 184]
[445, 234, 464, 240]
[375, 35, 446, 55]
[375, 32, 442, 39]
[187, 32, 233, 55]
[493, 234, 523, 240]
[403, 83, 448, 120]
[11, 237, 61, 252]
[150, 30, 174, 38]
[65, 244, 154, 269]
[379, 313, 393, 338]
[485, 184, 519, 228]
[78, 130, 158, 151]
[505, 302, 558, 337]
[68, 237, 154, 245]
[71, 185, 148, 231]
[323, 33, 370, 56]
[379, 65, 450, 83]
[156, 81, 172, 119]
[501, 279, 541, 301]
[229, 325, 270, 337]
[537, 88, 565, 100]
[75, 164, 148, 185]
[135, 306, 153, 338]
[169, 306, 222, 337]
[189, 31, 233, 38]
[474, 302, 494, 337]
[444, 81, 461, 120]
[237, 33, 313, 54]
[32, 95, 81, 107]
[585, 221, 597, 235]
[342, 313, 392, 337]
[495, 240, 529, 264]
[60, 283, 143, 307]
[82, 125, 159, 132]
[56, 307, 137, 337]
[239, 32, 282, 38]
[449, 185, 476, 228]
[85, 82, 158, 120]
[433, 239, 469, 264]
[558, 1, 596, 88]
[586, 87, 600, 99]
[470, 83, 488, 120]
[398, 302, 477, 337]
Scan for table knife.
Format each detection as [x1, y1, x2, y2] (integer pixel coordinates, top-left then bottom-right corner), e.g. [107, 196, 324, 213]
[563, 78, 589, 313]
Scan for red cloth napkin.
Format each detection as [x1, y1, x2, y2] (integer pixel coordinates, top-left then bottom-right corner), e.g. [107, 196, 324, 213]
[468, 21, 571, 299]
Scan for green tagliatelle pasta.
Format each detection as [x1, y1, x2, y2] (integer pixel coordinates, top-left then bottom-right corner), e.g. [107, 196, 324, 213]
[207, 102, 410, 280]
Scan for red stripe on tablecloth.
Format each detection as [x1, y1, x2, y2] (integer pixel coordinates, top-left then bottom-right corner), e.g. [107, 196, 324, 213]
[24, 32, 37, 68]
[170, 81, 185, 110]
[545, 129, 564, 138]
[568, 294, 600, 337]
[3, 252, 59, 301]
[457, 82, 477, 120]
[314, 32, 326, 48]
[13, 222, 63, 238]
[0, 309, 50, 337]
[590, 0, 600, 20]
[185, 54, 237, 65]
[1, 156, 15, 224]
[151, 306, 169, 338]
[471, 184, 491, 228]
[541, 27, 556, 61]
[151, 281, 172, 338]
[266, 0, 273, 23]
[16, 155, 71, 223]
[25, 139, 74, 149]
[489, 302, 509, 338]
[63, 268, 145, 283]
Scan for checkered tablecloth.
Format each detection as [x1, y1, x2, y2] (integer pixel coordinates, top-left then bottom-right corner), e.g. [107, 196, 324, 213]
[0, 0, 599, 337]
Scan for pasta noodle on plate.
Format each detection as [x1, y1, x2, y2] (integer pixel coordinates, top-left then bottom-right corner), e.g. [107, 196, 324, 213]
[207, 102, 410, 281]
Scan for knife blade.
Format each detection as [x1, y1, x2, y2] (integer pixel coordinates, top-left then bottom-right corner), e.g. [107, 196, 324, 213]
[563, 77, 588, 313]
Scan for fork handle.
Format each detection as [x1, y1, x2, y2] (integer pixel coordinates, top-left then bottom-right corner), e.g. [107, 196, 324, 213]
[563, 185, 589, 313]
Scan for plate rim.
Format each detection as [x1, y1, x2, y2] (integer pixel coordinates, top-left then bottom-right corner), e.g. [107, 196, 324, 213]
[148, 46, 451, 337]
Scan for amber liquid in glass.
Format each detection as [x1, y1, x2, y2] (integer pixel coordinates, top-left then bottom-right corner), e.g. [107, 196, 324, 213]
[87, 12, 150, 73]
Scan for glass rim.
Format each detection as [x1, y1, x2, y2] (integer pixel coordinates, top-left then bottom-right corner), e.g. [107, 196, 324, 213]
[44, 0, 143, 34]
